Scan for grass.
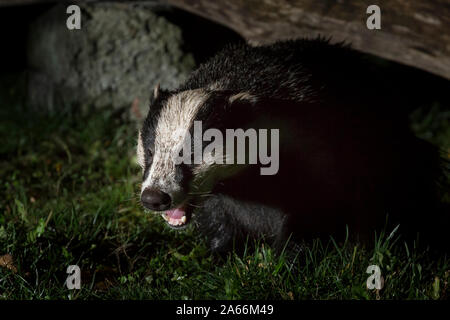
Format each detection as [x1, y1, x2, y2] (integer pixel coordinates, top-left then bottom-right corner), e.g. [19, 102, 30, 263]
[0, 74, 448, 300]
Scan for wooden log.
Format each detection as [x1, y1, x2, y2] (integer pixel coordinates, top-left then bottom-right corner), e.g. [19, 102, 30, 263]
[2, 0, 450, 80]
[164, 0, 450, 80]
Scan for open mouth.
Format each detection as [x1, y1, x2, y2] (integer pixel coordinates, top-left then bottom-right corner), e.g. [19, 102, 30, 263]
[161, 205, 192, 229]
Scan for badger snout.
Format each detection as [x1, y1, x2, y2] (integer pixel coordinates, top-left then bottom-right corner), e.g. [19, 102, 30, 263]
[141, 188, 171, 211]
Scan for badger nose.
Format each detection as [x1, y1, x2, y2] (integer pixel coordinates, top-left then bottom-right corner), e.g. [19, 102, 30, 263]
[141, 188, 171, 211]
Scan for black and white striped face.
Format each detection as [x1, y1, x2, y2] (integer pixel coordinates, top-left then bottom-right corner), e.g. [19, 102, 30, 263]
[137, 87, 210, 228]
[137, 86, 260, 229]
[137, 82, 268, 228]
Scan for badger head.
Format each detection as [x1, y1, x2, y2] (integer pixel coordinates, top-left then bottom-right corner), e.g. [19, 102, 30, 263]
[137, 85, 261, 229]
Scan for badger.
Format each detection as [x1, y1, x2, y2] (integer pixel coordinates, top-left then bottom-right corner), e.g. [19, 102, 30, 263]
[137, 39, 447, 252]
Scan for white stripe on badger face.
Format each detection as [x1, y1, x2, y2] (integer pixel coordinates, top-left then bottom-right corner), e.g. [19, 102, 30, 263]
[136, 131, 145, 169]
[141, 89, 210, 204]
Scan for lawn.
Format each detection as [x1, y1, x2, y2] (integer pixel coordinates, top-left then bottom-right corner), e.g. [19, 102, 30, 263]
[0, 74, 448, 300]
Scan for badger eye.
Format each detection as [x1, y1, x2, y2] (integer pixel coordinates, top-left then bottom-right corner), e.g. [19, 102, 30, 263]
[144, 149, 153, 166]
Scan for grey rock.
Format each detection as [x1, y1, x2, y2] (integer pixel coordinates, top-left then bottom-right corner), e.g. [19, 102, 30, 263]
[27, 3, 195, 116]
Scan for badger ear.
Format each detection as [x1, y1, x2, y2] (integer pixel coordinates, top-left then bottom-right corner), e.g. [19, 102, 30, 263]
[149, 83, 161, 105]
[205, 91, 259, 128]
[153, 83, 160, 99]
[228, 92, 258, 105]
[226, 92, 259, 115]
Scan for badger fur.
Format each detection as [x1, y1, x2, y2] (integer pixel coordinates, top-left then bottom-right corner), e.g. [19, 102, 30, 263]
[137, 39, 447, 252]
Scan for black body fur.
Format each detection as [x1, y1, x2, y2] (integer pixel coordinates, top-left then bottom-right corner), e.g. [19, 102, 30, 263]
[141, 39, 448, 252]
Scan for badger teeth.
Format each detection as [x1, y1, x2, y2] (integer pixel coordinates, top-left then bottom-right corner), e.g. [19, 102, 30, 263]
[162, 213, 188, 227]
